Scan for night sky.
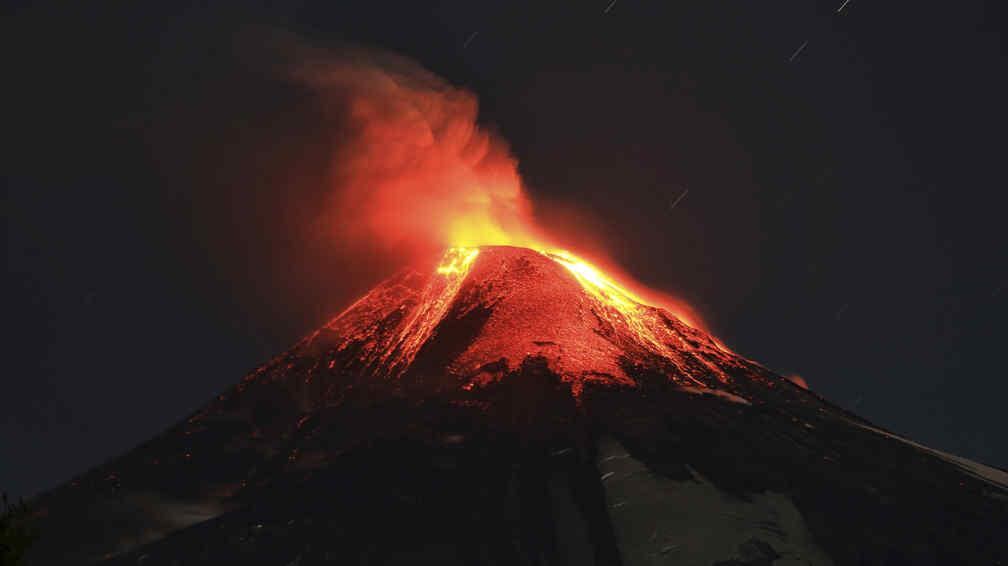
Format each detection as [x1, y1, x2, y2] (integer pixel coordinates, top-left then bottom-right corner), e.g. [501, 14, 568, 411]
[4, 1, 1006, 498]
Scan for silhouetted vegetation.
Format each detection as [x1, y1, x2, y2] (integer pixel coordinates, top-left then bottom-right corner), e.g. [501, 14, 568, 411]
[1, 492, 35, 566]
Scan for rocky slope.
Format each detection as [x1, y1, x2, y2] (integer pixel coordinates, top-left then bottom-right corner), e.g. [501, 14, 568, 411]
[26, 246, 1008, 565]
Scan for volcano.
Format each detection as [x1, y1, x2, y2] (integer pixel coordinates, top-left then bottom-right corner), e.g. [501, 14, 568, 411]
[26, 246, 1008, 565]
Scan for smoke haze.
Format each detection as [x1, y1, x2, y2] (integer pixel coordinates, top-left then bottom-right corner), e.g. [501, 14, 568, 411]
[263, 34, 544, 263]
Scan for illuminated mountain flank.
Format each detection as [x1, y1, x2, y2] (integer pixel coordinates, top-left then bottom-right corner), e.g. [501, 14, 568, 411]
[26, 247, 1008, 566]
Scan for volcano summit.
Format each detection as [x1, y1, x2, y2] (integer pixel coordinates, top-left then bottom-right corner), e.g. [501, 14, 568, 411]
[26, 247, 1008, 565]
[314, 246, 737, 397]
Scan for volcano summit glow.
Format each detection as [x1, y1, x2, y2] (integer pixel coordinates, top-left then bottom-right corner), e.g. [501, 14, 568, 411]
[313, 246, 740, 398]
[284, 39, 701, 329]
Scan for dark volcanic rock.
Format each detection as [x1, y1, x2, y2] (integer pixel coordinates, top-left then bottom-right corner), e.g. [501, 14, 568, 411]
[25, 246, 1008, 565]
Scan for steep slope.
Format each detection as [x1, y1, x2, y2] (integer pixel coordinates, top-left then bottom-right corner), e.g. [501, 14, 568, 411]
[299, 246, 753, 395]
[26, 246, 1008, 566]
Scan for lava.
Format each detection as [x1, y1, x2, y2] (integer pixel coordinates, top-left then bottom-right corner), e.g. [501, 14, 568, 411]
[380, 248, 478, 374]
[542, 249, 645, 313]
[444, 245, 703, 350]
[435, 247, 481, 275]
[309, 245, 742, 395]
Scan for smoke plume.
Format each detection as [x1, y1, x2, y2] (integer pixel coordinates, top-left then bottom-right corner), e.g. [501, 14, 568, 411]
[270, 35, 545, 261]
[222, 31, 702, 329]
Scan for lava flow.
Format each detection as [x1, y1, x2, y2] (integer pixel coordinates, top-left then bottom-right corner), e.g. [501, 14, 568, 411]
[441, 245, 710, 361]
[303, 245, 747, 399]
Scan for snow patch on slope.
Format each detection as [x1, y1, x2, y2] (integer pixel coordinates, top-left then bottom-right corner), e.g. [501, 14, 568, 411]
[596, 436, 832, 566]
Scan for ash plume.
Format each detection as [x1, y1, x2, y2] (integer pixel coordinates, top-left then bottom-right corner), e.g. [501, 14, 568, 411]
[256, 32, 543, 262]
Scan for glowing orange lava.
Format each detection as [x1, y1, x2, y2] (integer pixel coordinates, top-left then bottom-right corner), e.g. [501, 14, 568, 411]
[437, 244, 701, 331]
[435, 247, 481, 275]
[541, 249, 650, 314]
[432, 246, 730, 388]
[379, 248, 480, 374]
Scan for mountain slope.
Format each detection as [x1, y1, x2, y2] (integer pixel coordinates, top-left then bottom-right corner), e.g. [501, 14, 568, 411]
[26, 246, 1008, 565]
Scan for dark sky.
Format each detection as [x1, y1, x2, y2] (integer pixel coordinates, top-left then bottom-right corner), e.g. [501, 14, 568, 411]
[4, 1, 1006, 498]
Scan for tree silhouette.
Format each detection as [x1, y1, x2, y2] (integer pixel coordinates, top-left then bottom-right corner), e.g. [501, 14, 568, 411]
[0, 492, 35, 566]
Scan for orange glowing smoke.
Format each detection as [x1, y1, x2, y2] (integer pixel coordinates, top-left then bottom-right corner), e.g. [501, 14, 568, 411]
[289, 40, 702, 328]
[786, 374, 809, 390]
[291, 44, 544, 258]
